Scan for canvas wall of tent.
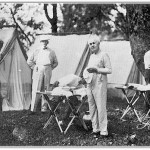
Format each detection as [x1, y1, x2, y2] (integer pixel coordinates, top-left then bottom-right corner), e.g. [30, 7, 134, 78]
[28, 34, 145, 99]
[0, 28, 32, 111]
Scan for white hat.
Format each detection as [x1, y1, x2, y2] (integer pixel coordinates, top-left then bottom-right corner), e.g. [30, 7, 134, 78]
[88, 35, 100, 45]
[40, 38, 50, 42]
[39, 35, 50, 42]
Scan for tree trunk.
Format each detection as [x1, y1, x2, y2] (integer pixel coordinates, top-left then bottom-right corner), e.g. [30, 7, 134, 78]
[52, 4, 57, 33]
[129, 33, 148, 76]
[0, 82, 2, 112]
[127, 4, 150, 111]
[44, 4, 58, 33]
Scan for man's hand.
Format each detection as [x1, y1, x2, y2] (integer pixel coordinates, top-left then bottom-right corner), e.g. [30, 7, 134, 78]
[87, 67, 98, 73]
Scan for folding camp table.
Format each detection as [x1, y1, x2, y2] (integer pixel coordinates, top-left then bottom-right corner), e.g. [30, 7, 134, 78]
[116, 84, 150, 123]
[36, 87, 88, 134]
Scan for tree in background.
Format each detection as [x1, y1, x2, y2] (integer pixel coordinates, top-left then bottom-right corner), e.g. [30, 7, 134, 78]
[127, 4, 150, 77]
[0, 3, 55, 51]
[59, 3, 128, 40]
[44, 4, 58, 33]
[60, 4, 114, 34]
[111, 4, 129, 40]
[0, 3, 129, 50]
[126, 4, 150, 110]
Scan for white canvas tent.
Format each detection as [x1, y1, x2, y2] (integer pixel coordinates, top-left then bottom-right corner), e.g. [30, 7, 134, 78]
[0, 28, 32, 111]
[28, 34, 90, 82]
[28, 34, 145, 99]
[100, 41, 145, 98]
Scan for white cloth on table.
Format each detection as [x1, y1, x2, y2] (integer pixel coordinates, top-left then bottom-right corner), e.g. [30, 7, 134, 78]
[58, 74, 81, 87]
[51, 74, 87, 99]
[136, 84, 150, 91]
[73, 87, 87, 99]
[51, 87, 73, 98]
[128, 83, 142, 88]
[51, 86, 87, 99]
[127, 83, 150, 91]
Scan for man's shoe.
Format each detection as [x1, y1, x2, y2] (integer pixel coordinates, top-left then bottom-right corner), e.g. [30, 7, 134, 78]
[41, 106, 48, 112]
[100, 131, 108, 138]
[91, 131, 100, 138]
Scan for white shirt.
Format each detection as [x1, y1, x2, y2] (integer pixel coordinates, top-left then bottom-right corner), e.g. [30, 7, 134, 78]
[36, 49, 51, 66]
[144, 51, 150, 69]
[88, 54, 101, 68]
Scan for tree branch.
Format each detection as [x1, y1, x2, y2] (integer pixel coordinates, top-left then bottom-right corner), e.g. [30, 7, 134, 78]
[44, 4, 53, 24]
[10, 8, 32, 46]
[0, 25, 16, 29]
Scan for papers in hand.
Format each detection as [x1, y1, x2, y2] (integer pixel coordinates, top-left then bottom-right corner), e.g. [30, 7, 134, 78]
[83, 68, 93, 83]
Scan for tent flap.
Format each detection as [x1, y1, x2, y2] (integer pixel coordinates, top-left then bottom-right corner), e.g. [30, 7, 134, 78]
[0, 28, 32, 111]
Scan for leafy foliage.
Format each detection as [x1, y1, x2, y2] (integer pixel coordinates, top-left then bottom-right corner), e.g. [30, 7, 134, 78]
[0, 3, 130, 51]
[0, 3, 46, 51]
[60, 4, 115, 33]
[126, 4, 150, 77]
[59, 3, 129, 40]
[127, 4, 150, 36]
[126, 4, 150, 110]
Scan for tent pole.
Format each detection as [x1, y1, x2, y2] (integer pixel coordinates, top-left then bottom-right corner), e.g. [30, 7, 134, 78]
[0, 81, 2, 112]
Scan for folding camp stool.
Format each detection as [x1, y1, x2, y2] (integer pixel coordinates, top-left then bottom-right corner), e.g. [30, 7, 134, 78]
[135, 89, 150, 130]
[36, 91, 65, 133]
[116, 86, 142, 122]
[136, 89, 150, 123]
[36, 90, 88, 134]
[63, 94, 88, 134]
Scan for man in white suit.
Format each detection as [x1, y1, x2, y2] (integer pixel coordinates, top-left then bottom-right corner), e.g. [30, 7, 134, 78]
[144, 50, 150, 112]
[27, 37, 58, 114]
[83, 35, 112, 138]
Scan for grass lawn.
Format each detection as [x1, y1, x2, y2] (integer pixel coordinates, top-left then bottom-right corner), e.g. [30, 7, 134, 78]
[0, 95, 150, 146]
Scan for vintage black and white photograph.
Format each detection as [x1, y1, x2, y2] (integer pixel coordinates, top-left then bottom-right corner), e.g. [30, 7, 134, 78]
[0, 0, 150, 147]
